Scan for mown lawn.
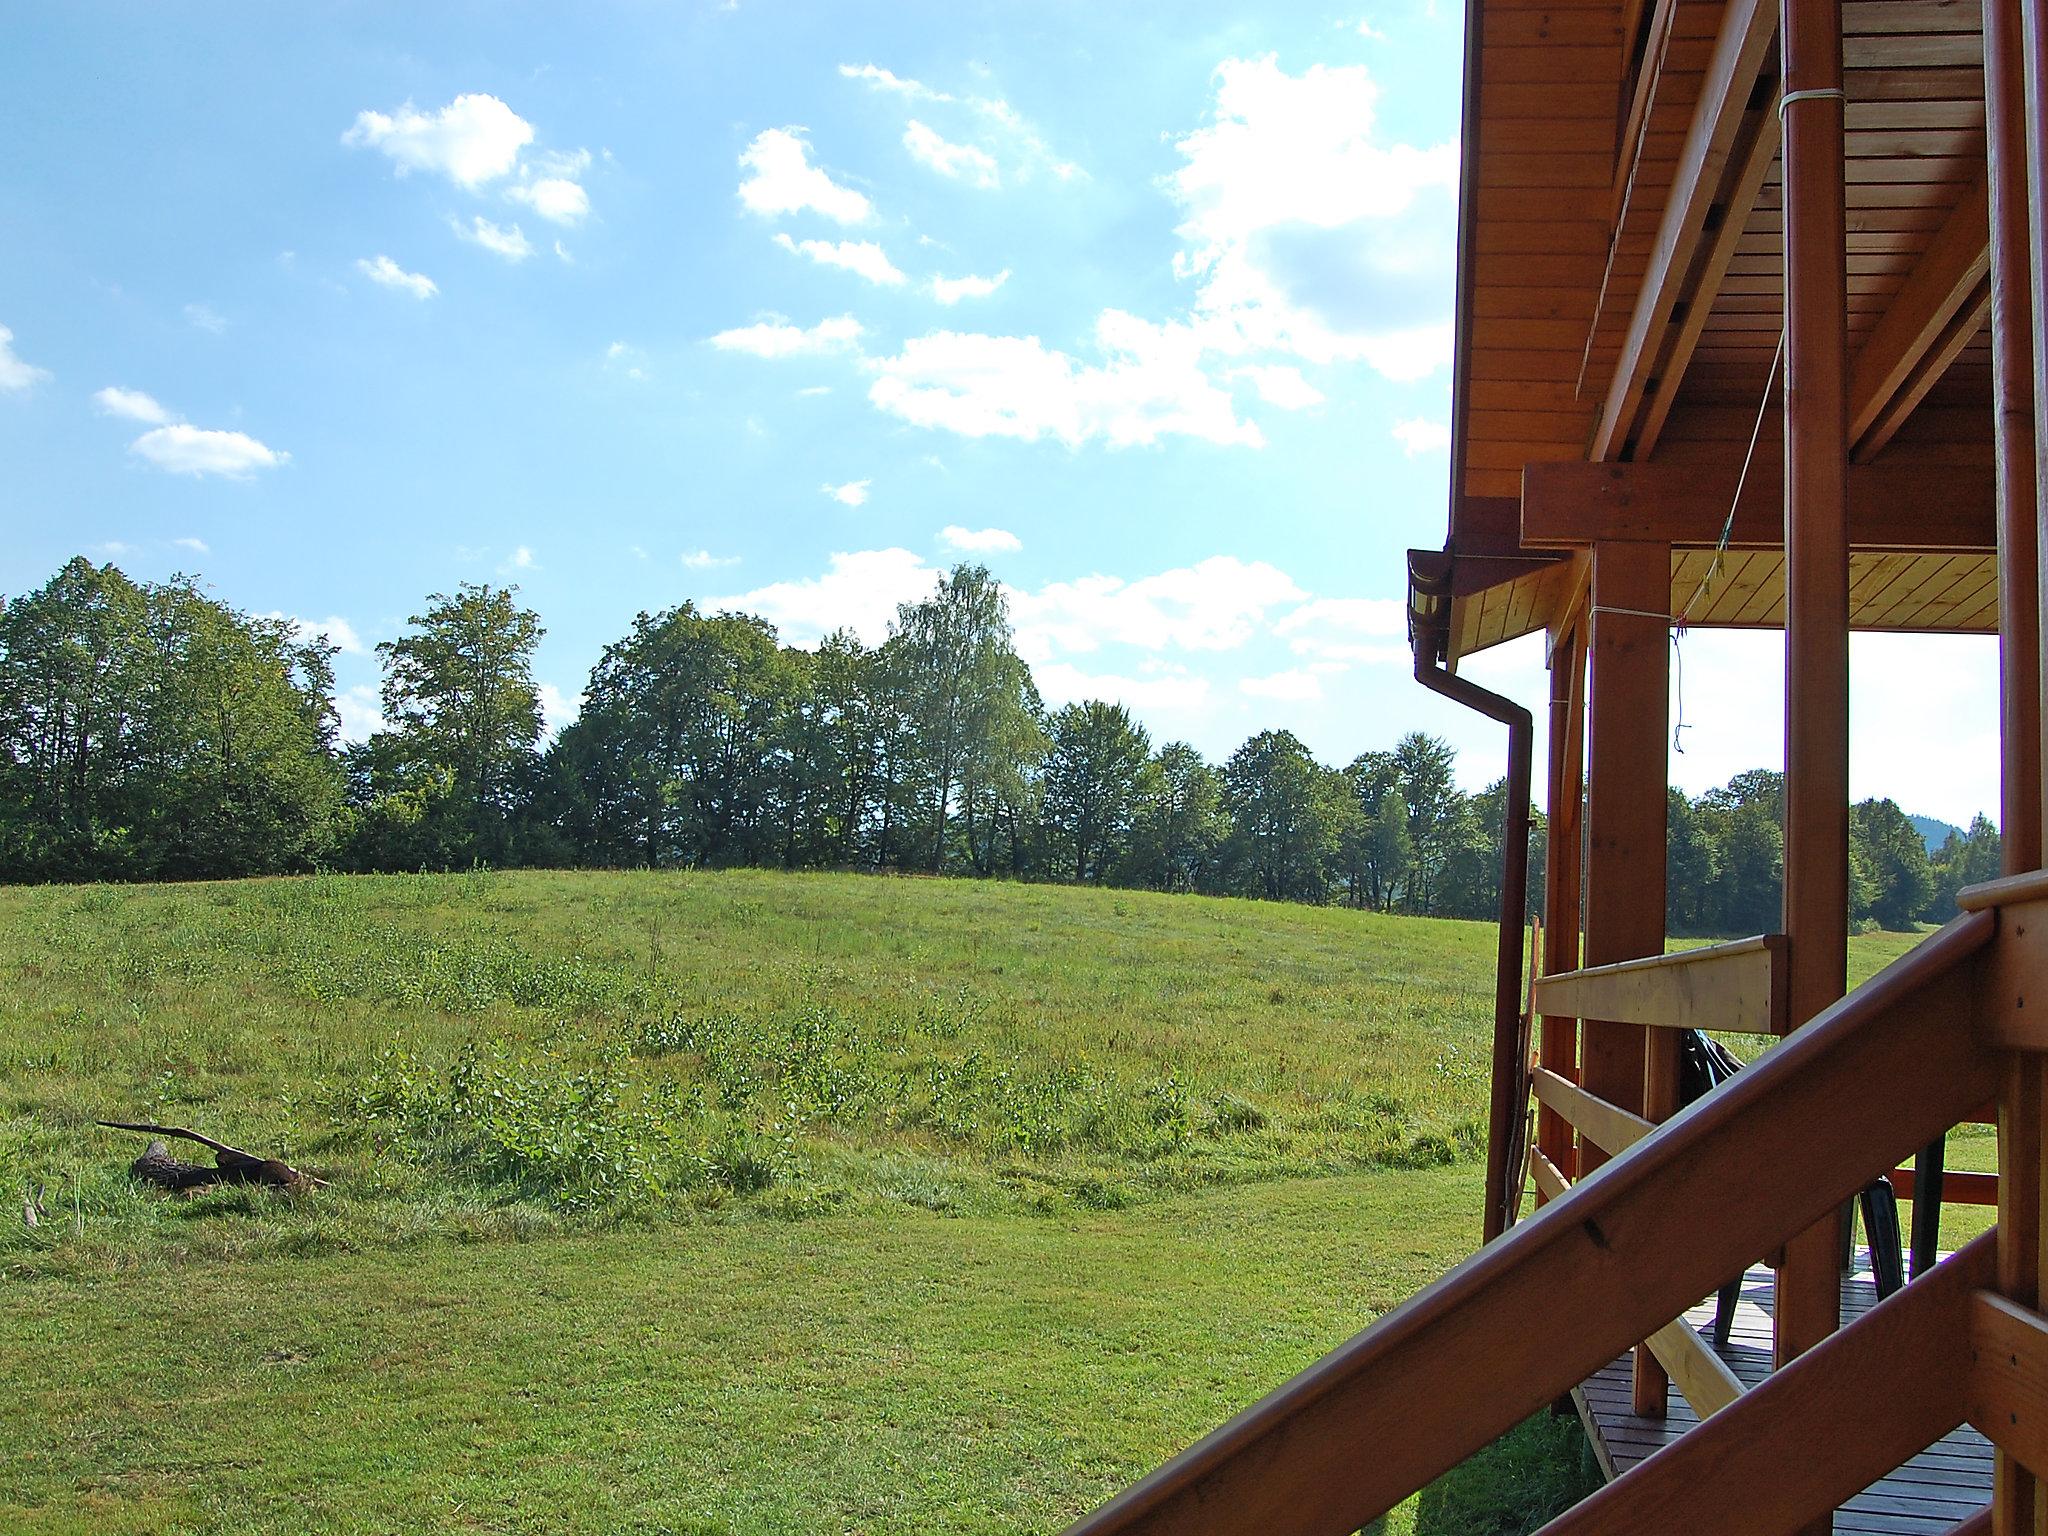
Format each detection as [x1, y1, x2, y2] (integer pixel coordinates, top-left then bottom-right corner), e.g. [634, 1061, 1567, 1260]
[0, 870, 1954, 1534]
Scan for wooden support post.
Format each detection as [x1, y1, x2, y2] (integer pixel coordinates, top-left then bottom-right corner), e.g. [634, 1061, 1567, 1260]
[1539, 620, 1588, 1193]
[1581, 539, 1670, 1415]
[1777, 0, 1848, 1510]
[1996, 1058, 2043, 1536]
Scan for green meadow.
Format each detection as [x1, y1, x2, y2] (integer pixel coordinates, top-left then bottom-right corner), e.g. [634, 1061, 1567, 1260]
[0, 870, 1961, 1534]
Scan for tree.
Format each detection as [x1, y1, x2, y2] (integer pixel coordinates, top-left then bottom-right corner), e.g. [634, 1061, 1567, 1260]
[1391, 732, 1464, 912]
[1666, 786, 1715, 933]
[1042, 701, 1151, 882]
[1928, 814, 2001, 917]
[1220, 730, 1337, 902]
[373, 583, 544, 864]
[1850, 797, 1933, 930]
[1122, 742, 1225, 893]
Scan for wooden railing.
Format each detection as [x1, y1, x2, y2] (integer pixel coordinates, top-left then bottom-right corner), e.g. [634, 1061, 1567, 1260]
[1530, 933, 1787, 1035]
[1063, 910, 2001, 1536]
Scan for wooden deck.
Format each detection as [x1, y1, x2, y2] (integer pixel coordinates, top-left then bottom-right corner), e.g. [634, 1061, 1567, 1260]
[1575, 1252, 1992, 1534]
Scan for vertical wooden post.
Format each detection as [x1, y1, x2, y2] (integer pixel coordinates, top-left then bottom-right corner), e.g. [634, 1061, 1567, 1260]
[1581, 539, 1670, 1415]
[1776, 0, 1849, 1510]
[1538, 619, 1588, 1194]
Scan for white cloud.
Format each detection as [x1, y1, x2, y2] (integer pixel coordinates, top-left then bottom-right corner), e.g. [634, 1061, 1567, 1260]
[823, 479, 871, 507]
[866, 312, 1262, 449]
[1168, 55, 1457, 375]
[1035, 661, 1212, 713]
[840, 63, 1081, 183]
[1235, 364, 1325, 409]
[940, 525, 1021, 553]
[454, 216, 534, 261]
[538, 682, 578, 739]
[129, 424, 287, 479]
[1272, 596, 1409, 665]
[554, 240, 573, 263]
[173, 536, 209, 554]
[773, 233, 906, 286]
[797, 385, 833, 397]
[336, 684, 386, 743]
[1240, 667, 1330, 702]
[1392, 416, 1451, 455]
[343, 94, 534, 187]
[711, 313, 863, 359]
[737, 128, 872, 224]
[904, 120, 999, 187]
[0, 325, 50, 391]
[94, 386, 174, 424]
[356, 254, 439, 298]
[838, 63, 952, 102]
[184, 303, 227, 333]
[507, 545, 538, 571]
[930, 269, 1010, 305]
[604, 341, 650, 382]
[682, 549, 741, 569]
[268, 612, 366, 655]
[1011, 556, 1306, 660]
[506, 176, 589, 226]
[714, 548, 940, 645]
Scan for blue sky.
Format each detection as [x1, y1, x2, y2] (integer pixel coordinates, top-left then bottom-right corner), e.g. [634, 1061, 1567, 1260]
[0, 1, 2001, 827]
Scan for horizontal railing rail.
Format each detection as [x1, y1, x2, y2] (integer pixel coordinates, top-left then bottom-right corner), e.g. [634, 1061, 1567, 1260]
[1530, 933, 1787, 1034]
[1062, 910, 1999, 1536]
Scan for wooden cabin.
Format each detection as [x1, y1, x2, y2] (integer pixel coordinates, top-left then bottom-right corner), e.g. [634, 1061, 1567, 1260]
[1062, 0, 2048, 1529]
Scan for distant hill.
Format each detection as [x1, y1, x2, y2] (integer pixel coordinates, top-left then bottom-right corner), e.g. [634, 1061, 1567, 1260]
[1908, 814, 1964, 854]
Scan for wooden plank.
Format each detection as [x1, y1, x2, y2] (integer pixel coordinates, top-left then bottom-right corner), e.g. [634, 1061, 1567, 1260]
[1886, 1167, 2001, 1205]
[1968, 1292, 2048, 1479]
[1643, 1317, 1746, 1418]
[1587, 0, 1778, 460]
[1532, 1065, 1656, 1154]
[1523, 460, 1997, 550]
[1531, 934, 1788, 1033]
[1531, 1144, 1571, 1201]
[1540, 1234, 1995, 1536]
[1061, 912, 2000, 1536]
[1848, 175, 1990, 446]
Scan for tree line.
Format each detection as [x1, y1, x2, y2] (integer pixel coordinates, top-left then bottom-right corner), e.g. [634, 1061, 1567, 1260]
[0, 555, 1996, 933]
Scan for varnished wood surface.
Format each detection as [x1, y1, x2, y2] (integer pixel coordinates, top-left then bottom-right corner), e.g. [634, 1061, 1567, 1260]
[1577, 1250, 1994, 1533]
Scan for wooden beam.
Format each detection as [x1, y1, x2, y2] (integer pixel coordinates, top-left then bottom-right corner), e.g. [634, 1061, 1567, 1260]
[1523, 460, 1997, 550]
[1634, 88, 1785, 459]
[1643, 1317, 1746, 1419]
[1847, 175, 1990, 449]
[1534, 1232, 1995, 1536]
[1530, 1145, 1571, 1202]
[1532, 1066, 1657, 1156]
[1531, 934, 1788, 1033]
[1852, 276, 1991, 462]
[1886, 1166, 2001, 1205]
[1061, 912, 1999, 1536]
[1969, 1290, 2048, 1478]
[1589, 0, 1780, 461]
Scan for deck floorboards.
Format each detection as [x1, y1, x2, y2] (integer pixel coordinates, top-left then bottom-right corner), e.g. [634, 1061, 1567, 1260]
[1574, 1252, 1992, 1534]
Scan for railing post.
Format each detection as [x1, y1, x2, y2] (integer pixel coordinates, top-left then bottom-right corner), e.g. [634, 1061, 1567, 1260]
[1583, 538, 1672, 1415]
[1539, 617, 1589, 1193]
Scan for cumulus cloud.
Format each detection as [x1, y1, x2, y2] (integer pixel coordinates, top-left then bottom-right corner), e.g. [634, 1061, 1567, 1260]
[713, 548, 940, 645]
[0, 324, 50, 391]
[823, 479, 871, 507]
[1392, 416, 1451, 454]
[866, 313, 1261, 449]
[1235, 364, 1325, 409]
[682, 549, 741, 569]
[904, 120, 999, 187]
[838, 63, 952, 102]
[1011, 556, 1306, 660]
[357, 255, 439, 298]
[738, 128, 872, 224]
[1034, 661, 1213, 712]
[453, 216, 533, 261]
[840, 63, 1082, 182]
[269, 613, 366, 655]
[506, 176, 589, 226]
[130, 424, 288, 479]
[94, 386, 173, 424]
[173, 536, 209, 554]
[1240, 667, 1332, 702]
[711, 314, 863, 359]
[538, 682, 578, 739]
[1168, 55, 1457, 376]
[772, 233, 906, 286]
[343, 94, 534, 187]
[1275, 596, 1409, 664]
[335, 684, 386, 743]
[940, 525, 1021, 553]
[930, 270, 1009, 305]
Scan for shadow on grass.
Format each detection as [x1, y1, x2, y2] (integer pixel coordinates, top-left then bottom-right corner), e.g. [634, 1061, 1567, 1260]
[1365, 1410, 1603, 1536]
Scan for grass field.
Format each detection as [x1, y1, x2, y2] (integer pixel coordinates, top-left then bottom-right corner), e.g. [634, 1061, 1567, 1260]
[0, 870, 1967, 1534]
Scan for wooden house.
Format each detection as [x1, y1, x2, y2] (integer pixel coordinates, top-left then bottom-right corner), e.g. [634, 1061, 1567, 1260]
[1062, 0, 2048, 1528]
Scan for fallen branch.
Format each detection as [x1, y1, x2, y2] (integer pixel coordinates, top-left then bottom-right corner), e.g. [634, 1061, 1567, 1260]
[98, 1121, 325, 1193]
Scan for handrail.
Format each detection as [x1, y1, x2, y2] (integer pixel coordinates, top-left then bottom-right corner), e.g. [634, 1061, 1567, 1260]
[1531, 933, 1786, 1034]
[1061, 910, 1999, 1536]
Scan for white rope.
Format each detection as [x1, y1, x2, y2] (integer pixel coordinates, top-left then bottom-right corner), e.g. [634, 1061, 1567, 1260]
[1779, 86, 1846, 112]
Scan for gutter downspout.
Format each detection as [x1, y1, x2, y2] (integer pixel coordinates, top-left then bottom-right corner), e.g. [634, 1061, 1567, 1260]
[1409, 558, 1534, 1245]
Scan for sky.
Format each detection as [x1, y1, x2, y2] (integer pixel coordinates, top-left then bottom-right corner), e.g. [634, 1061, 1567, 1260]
[0, 1, 2002, 829]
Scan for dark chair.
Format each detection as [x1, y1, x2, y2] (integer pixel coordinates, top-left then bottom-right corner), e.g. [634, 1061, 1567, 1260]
[1677, 1029, 1904, 1352]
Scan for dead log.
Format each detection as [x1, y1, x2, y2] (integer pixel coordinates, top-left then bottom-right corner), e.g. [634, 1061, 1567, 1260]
[98, 1121, 324, 1193]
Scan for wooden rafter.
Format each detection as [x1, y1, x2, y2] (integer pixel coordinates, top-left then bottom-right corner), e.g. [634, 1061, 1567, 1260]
[1847, 173, 1990, 450]
[1588, 0, 1779, 461]
[1853, 275, 1991, 461]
